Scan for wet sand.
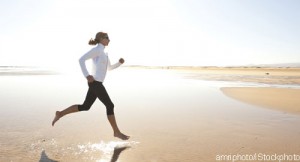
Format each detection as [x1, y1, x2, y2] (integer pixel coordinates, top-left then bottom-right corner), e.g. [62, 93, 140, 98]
[1, 67, 300, 162]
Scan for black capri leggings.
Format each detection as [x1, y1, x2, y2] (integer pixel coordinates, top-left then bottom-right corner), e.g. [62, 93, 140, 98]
[78, 81, 114, 115]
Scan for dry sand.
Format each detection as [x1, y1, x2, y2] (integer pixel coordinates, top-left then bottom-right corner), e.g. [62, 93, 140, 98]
[221, 87, 300, 115]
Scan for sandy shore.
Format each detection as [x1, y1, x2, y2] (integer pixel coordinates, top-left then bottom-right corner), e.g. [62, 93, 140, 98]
[167, 67, 300, 85]
[135, 66, 300, 76]
[1, 67, 300, 161]
[221, 87, 300, 115]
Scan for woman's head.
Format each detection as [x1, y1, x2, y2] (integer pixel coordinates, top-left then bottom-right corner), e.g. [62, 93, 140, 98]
[89, 32, 110, 46]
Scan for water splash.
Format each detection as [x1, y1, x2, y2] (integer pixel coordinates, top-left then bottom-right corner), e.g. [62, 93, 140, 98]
[77, 140, 139, 161]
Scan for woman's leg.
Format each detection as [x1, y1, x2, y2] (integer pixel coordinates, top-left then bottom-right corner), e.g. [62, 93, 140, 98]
[92, 82, 130, 140]
[52, 85, 97, 126]
[107, 115, 130, 140]
[52, 105, 79, 126]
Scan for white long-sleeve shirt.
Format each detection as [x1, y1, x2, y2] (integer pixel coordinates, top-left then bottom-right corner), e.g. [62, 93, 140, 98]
[79, 43, 122, 82]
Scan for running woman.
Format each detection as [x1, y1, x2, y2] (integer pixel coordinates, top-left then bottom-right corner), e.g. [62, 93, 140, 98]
[52, 32, 130, 140]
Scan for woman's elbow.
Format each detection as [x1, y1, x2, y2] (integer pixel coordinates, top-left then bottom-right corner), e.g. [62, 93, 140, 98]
[79, 58, 85, 64]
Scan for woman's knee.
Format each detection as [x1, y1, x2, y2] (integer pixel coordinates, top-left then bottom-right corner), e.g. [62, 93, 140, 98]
[78, 104, 91, 111]
[106, 102, 114, 115]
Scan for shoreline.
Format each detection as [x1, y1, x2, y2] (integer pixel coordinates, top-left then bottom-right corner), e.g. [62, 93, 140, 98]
[124, 66, 300, 86]
[221, 87, 300, 115]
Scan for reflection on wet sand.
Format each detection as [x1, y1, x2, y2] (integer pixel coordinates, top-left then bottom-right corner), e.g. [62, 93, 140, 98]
[39, 150, 58, 162]
[110, 146, 130, 162]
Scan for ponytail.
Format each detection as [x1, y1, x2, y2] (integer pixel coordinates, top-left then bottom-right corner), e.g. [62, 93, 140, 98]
[88, 32, 108, 45]
[88, 38, 98, 45]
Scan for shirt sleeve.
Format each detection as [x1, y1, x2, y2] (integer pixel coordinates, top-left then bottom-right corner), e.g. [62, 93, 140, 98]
[79, 48, 98, 77]
[107, 57, 122, 71]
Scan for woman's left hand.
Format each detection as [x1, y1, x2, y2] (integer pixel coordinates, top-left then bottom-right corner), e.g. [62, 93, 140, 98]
[119, 58, 125, 64]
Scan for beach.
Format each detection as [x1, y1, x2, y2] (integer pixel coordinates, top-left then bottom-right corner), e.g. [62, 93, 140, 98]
[1, 66, 300, 162]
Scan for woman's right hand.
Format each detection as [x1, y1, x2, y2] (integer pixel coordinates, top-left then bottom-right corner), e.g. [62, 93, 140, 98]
[86, 75, 95, 83]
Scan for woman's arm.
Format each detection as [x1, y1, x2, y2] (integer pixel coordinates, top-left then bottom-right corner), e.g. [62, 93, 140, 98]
[107, 58, 124, 71]
[79, 48, 98, 77]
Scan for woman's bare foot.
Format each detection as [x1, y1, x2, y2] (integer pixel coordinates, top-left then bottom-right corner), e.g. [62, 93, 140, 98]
[114, 132, 130, 140]
[52, 111, 61, 126]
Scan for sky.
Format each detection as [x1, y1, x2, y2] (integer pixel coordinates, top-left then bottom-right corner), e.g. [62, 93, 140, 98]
[0, 0, 300, 68]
